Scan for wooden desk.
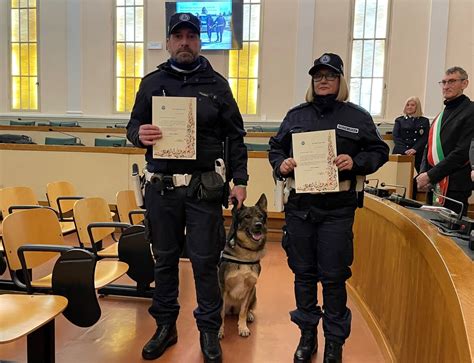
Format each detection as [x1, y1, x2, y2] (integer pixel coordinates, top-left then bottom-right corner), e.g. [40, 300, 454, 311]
[349, 195, 474, 362]
[0, 294, 68, 363]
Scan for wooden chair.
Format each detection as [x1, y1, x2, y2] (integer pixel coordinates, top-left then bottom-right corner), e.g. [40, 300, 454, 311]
[0, 186, 76, 235]
[46, 180, 115, 221]
[46, 181, 82, 221]
[0, 294, 68, 363]
[74, 197, 154, 297]
[73, 197, 130, 258]
[116, 190, 145, 225]
[1, 208, 128, 327]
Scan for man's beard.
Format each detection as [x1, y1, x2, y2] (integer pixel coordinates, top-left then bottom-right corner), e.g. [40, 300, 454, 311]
[174, 50, 198, 64]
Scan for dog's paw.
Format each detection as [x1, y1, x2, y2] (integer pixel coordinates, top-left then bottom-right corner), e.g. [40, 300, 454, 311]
[218, 328, 225, 339]
[238, 326, 251, 337]
[247, 311, 255, 322]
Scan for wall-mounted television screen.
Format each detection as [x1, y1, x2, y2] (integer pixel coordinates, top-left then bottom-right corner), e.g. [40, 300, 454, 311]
[165, 1, 243, 50]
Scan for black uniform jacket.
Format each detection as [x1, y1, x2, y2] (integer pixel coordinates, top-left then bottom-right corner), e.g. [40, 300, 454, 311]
[421, 95, 474, 192]
[127, 56, 248, 184]
[269, 101, 389, 184]
[392, 115, 430, 155]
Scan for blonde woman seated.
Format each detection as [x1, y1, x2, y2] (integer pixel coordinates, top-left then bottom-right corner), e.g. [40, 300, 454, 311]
[392, 96, 430, 173]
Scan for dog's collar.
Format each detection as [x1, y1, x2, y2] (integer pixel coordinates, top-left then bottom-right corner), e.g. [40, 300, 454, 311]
[220, 252, 260, 265]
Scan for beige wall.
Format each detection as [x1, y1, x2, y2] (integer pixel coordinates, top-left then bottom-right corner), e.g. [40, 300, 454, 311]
[446, 0, 473, 101]
[39, 0, 68, 114]
[0, 0, 472, 124]
[385, 0, 431, 120]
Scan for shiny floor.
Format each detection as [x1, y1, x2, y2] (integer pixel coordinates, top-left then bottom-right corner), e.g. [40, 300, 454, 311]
[0, 240, 385, 363]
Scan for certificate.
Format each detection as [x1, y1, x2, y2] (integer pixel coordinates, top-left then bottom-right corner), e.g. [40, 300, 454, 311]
[292, 130, 339, 193]
[152, 96, 196, 159]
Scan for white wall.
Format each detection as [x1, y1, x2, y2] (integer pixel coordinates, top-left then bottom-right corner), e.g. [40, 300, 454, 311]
[0, 0, 472, 125]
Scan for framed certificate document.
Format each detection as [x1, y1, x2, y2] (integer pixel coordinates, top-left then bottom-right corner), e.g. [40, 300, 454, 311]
[292, 130, 339, 193]
[152, 96, 197, 159]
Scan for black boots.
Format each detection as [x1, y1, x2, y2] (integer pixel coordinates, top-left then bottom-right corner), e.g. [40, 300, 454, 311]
[200, 331, 222, 363]
[323, 340, 343, 363]
[294, 329, 318, 362]
[142, 324, 178, 360]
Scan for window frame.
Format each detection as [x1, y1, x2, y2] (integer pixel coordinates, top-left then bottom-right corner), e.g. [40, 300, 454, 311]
[227, 0, 263, 117]
[113, 0, 146, 114]
[9, 0, 40, 112]
[349, 0, 391, 118]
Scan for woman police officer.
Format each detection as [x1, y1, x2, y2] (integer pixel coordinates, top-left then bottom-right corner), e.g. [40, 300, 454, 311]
[269, 53, 389, 363]
[392, 96, 430, 173]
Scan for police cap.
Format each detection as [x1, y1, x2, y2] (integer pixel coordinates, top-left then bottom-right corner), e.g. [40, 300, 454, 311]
[168, 13, 200, 37]
[309, 53, 344, 76]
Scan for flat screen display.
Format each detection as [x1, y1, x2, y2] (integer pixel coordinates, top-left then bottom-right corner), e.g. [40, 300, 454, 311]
[165, 1, 243, 50]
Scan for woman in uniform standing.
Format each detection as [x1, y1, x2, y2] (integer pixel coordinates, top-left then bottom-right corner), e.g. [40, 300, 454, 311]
[269, 53, 389, 363]
[392, 96, 430, 173]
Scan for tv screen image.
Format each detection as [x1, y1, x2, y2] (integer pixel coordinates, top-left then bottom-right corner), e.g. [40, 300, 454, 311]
[165, 1, 243, 51]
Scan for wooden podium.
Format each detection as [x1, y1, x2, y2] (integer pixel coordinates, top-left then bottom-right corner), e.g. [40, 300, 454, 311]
[348, 195, 473, 362]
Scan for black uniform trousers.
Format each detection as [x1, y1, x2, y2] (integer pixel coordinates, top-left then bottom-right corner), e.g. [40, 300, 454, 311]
[282, 191, 357, 344]
[145, 182, 225, 332]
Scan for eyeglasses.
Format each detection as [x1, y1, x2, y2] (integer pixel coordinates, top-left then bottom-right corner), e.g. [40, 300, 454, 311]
[313, 72, 339, 82]
[438, 78, 466, 86]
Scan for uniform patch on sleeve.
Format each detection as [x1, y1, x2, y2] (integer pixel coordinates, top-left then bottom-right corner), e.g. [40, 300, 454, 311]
[337, 124, 359, 133]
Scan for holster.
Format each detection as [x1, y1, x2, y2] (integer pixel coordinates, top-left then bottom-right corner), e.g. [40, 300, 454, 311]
[197, 171, 225, 202]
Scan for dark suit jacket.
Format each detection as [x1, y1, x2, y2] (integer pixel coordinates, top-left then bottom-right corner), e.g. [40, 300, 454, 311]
[421, 96, 474, 192]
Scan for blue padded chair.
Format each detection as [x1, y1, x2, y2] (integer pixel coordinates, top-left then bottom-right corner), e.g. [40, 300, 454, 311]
[50, 121, 80, 127]
[245, 143, 270, 151]
[94, 138, 126, 147]
[10, 120, 35, 126]
[45, 137, 78, 145]
[247, 126, 279, 132]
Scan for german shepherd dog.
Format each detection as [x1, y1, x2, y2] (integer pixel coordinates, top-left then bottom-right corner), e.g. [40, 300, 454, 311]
[218, 193, 267, 338]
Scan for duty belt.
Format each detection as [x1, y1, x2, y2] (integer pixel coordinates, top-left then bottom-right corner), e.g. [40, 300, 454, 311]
[286, 178, 352, 193]
[144, 170, 192, 188]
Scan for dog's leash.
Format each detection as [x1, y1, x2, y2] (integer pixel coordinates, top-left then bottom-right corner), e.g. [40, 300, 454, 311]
[226, 198, 239, 249]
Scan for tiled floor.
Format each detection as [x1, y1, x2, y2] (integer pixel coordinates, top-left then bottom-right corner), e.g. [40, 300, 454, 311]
[0, 241, 385, 363]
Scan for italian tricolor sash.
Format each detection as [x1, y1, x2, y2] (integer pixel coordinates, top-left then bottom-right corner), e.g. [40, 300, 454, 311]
[427, 110, 448, 205]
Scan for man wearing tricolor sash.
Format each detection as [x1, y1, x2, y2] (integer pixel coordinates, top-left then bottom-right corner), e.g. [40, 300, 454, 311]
[416, 66, 474, 216]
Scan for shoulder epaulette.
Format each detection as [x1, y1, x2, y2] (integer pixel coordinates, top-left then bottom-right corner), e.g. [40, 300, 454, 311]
[287, 102, 311, 113]
[141, 64, 166, 81]
[213, 71, 228, 83]
[346, 101, 371, 116]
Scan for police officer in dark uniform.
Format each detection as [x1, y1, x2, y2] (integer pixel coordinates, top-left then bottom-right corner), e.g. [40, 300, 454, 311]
[392, 96, 430, 173]
[269, 53, 388, 363]
[127, 13, 248, 362]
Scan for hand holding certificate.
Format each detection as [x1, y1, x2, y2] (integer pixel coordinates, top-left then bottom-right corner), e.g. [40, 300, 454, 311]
[152, 96, 197, 159]
[292, 130, 339, 193]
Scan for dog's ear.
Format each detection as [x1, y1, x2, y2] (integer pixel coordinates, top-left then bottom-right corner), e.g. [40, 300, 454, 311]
[256, 193, 267, 212]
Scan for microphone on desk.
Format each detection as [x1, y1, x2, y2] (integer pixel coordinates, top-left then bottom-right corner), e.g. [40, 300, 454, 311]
[106, 134, 126, 139]
[48, 128, 84, 146]
[387, 194, 423, 208]
[430, 188, 464, 220]
[365, 178, 379, 188]
[380, 182, 407, 198]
